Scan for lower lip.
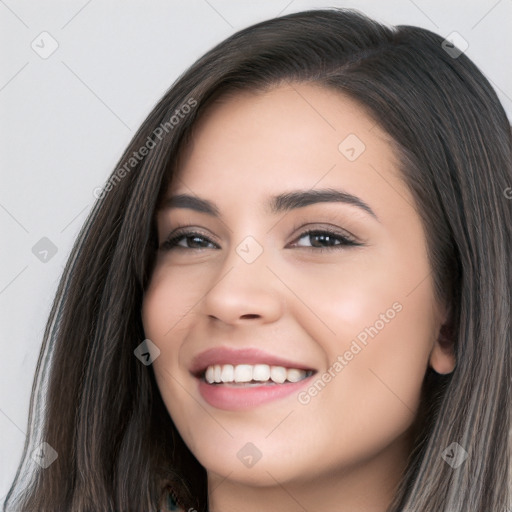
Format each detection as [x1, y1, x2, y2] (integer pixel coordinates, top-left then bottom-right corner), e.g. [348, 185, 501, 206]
[197, 376, 314, 410]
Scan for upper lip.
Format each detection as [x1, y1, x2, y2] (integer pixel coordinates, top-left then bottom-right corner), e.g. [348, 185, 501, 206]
[190, 347, 317, 377]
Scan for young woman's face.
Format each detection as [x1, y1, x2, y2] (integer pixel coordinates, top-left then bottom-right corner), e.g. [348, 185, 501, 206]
[142, 83, 454, 499]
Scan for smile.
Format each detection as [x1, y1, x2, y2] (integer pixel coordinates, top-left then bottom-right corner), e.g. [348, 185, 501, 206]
[190, 347, 318, 410]
[204, 364, 314, 385]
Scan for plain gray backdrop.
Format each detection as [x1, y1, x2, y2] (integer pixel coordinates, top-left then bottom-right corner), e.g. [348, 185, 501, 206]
[1, 0, 511, 503]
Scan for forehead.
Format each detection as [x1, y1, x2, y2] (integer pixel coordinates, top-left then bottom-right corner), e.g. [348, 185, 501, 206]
[168, 82, 411, 211]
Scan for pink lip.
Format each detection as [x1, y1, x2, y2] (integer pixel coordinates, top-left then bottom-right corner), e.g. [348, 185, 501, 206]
[190, 347, 316, 411]
[189, 347, 315, 376]
[197, 377, 314, 410]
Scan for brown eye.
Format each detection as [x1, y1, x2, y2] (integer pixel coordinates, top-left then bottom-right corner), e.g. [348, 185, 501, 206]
[160, 231, 218, 251]
[290, 229, 361, 250]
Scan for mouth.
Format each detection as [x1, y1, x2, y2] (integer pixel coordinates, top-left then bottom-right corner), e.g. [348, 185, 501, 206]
[190, 348, 317, 410]
[200, 363, 315, 386]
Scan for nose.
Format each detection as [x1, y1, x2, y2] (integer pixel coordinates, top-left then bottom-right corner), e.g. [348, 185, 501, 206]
[201, 242, 284, 325]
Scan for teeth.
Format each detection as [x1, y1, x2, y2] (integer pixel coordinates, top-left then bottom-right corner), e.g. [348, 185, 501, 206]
[253, 364, 270, 381]
[270, 366, 287, 384]
[203, 364, 309, 384]
[234, 364, 253, 382]
[286, 368, 305, 383]
[213, 365, 222, 383]
[205, 366, 214, 383]
[220, 364, 234, 383]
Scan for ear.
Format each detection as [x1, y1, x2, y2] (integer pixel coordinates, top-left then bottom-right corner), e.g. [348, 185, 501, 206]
[429, 304, 456, 375]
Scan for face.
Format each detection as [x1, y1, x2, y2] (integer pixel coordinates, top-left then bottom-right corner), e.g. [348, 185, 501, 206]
[142, 83, 454, 496]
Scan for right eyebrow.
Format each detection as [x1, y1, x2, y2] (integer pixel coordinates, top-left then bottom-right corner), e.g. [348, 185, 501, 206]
[161, 194, 220, 216]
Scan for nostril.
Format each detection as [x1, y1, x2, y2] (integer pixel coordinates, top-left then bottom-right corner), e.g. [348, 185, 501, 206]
[240, 314, 259, 319]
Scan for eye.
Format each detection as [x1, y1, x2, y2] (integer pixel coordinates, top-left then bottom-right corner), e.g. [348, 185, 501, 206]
[159, 229, 218, 251]
[159, 226, 362, 252]
[289, 228, 361, 251]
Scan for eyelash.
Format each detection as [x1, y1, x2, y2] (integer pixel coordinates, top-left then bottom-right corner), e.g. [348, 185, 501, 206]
[159, 225, 362, 252]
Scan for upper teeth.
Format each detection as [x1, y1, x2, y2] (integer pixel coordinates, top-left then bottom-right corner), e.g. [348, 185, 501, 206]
[204, 364, 309, 384]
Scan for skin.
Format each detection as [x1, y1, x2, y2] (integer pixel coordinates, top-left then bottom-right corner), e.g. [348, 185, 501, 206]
[142, 82, 456, 512]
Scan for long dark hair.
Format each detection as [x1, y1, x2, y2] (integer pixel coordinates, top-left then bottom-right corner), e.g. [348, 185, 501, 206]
[4, 8, 511, 512]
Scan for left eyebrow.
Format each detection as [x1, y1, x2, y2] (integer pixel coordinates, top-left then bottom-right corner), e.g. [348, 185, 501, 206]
[267, 188, 379, 222]
[161, 188, 379, 222]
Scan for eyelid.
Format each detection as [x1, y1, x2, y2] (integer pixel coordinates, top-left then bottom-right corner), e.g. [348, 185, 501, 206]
[159, 226, 220, 252]
[288, 220, 359, 243]
[159, 221, 363, 252]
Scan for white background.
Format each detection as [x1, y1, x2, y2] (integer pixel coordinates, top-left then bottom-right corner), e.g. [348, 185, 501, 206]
[1, 0, 511, 503]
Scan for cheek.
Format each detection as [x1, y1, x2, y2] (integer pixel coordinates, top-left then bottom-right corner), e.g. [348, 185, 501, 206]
[283, 249, 437, 446]
[141, 273, 203, 448]
[278, 244, 433, 346]
[142, 261, 210, 340]
[141, 269, 196, 402]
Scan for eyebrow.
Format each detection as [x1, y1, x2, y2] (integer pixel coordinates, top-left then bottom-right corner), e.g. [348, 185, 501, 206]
[161, 188, 379, 222]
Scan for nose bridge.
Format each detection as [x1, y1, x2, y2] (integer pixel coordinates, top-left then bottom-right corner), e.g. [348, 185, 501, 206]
[202, 231, 283, 323]
[229, 229, 279, 281]
[233, 234, 266, 266]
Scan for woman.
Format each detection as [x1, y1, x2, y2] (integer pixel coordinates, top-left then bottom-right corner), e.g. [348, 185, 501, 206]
[4, 8, 511, 512]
